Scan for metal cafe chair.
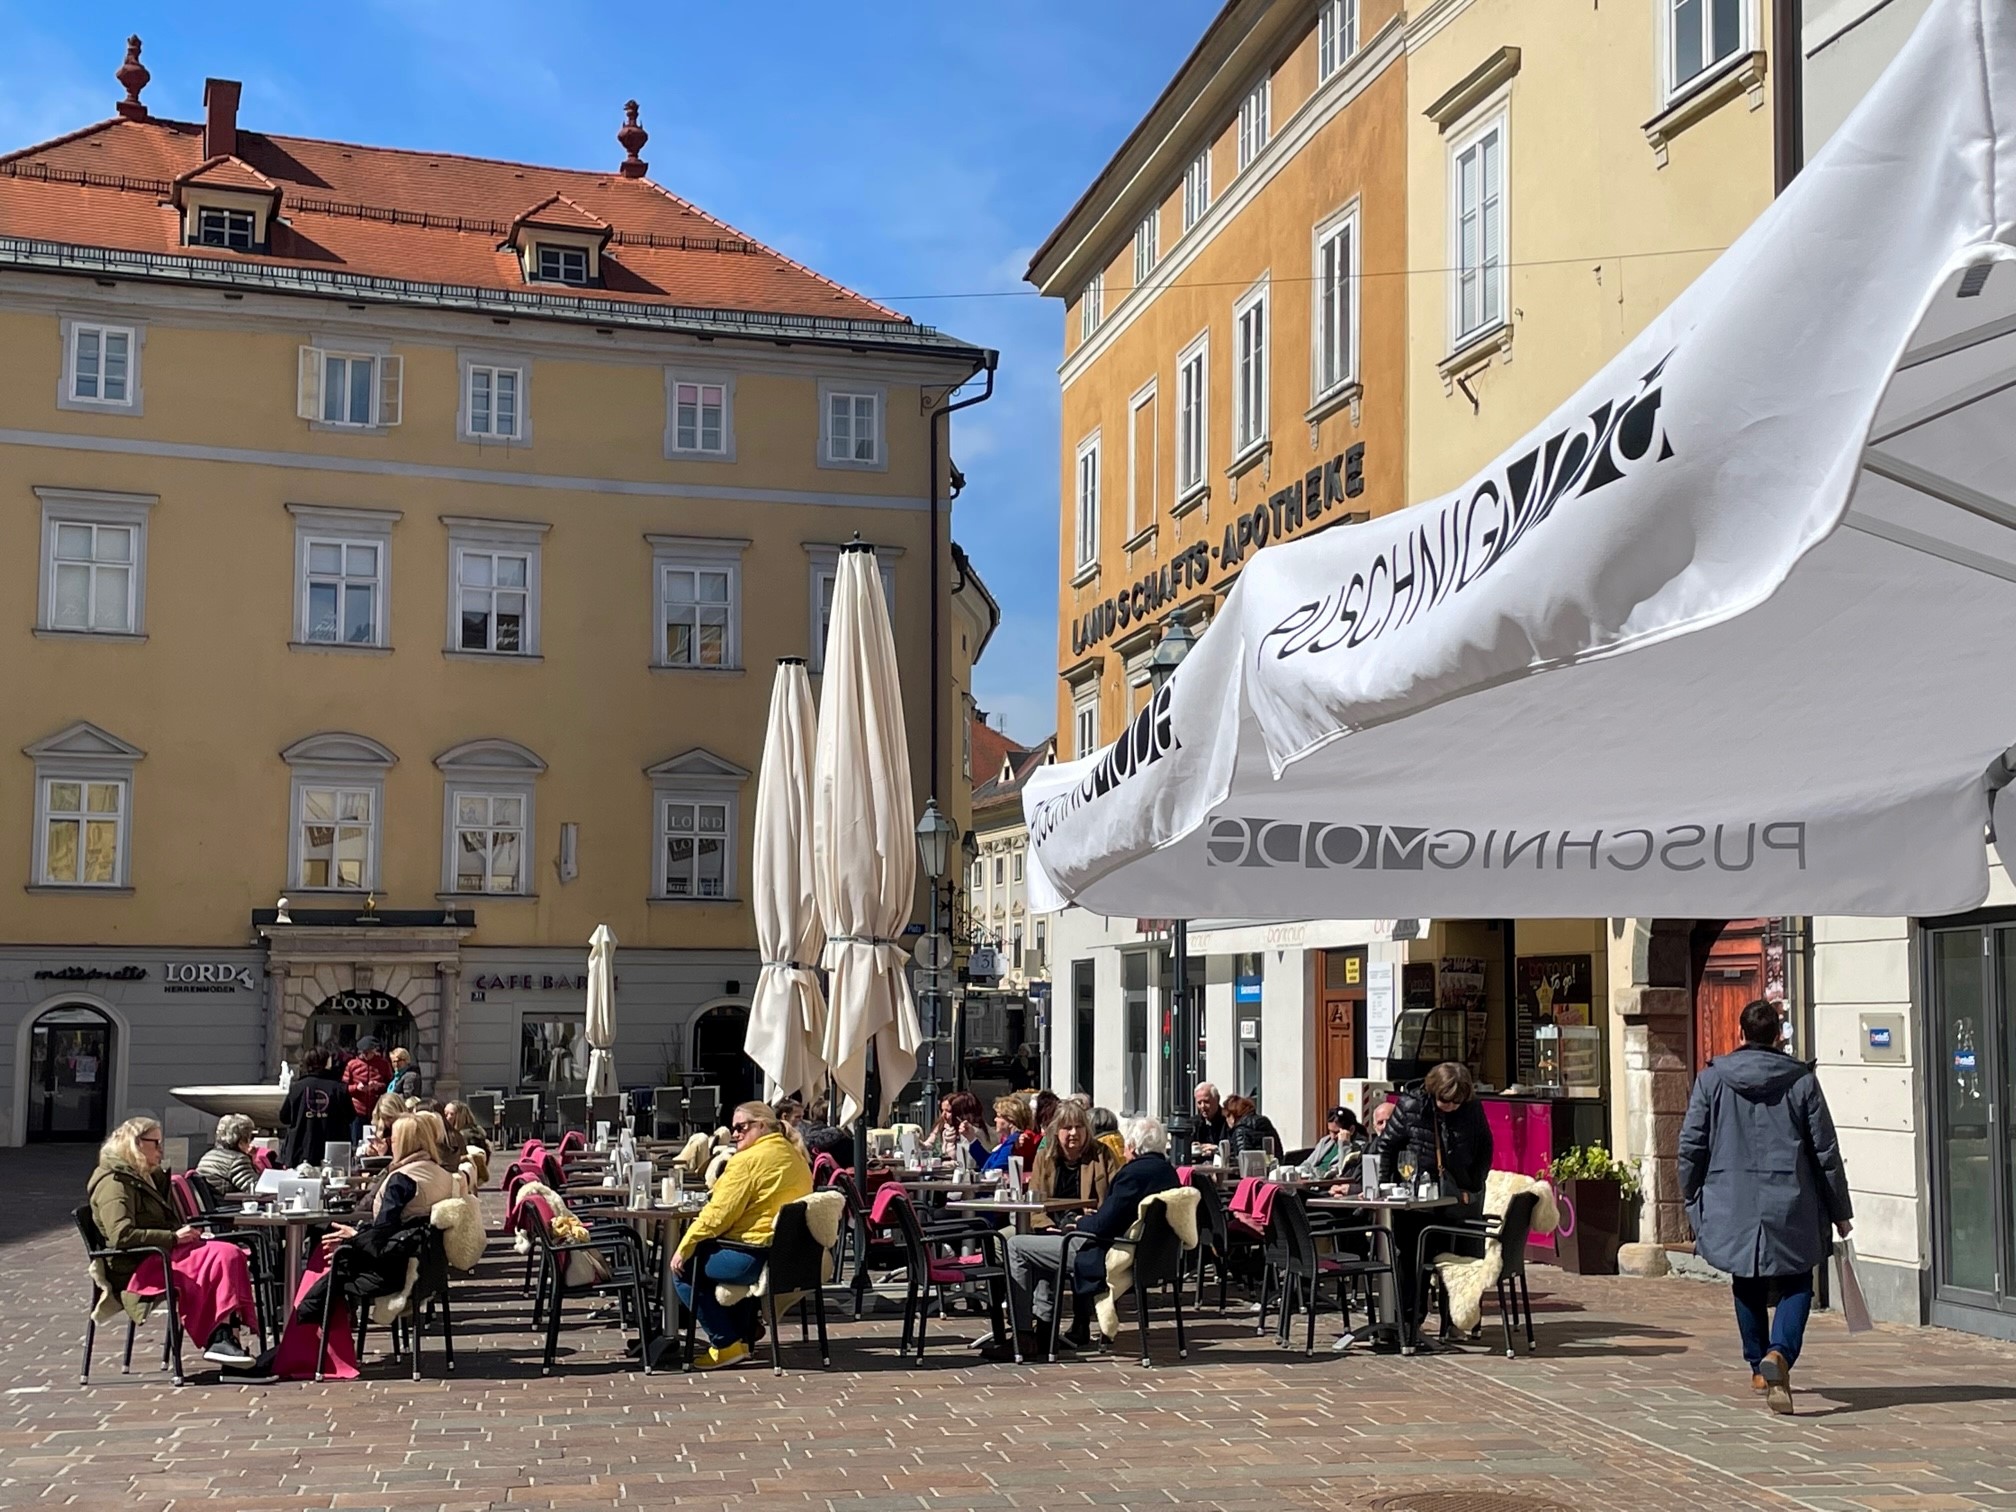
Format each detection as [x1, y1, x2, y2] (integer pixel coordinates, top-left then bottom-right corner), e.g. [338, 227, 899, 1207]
[685, 1084, 721, 1135]
[555, 1093, 589, 1135]
[461, 1092, 497, 1133]
[500, 1096, 538, 1145]
[649, 1086, 686, 1140]
[75, 1206, 186, 1387]
[586, 1094, 625, 1135]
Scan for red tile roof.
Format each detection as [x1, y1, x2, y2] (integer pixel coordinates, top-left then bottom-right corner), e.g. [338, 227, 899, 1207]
[511, 192, 610, 239]
[174, 154, 279, 199]
[0, 114, 904, 324]
[972, 718, 1055, 818]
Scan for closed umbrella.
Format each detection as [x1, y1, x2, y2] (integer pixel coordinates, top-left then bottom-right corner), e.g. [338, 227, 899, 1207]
[745, 658, 829, 1101]
[815, 543, 922, 1124]
[584, 923, 618, 1098]
[1028, 0, 2016, 925]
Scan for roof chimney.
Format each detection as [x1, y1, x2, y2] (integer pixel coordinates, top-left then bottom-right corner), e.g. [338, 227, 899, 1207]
[204, 77, 241, 160]
[115, 36, 150, 121]
[617, 100, 649, 179]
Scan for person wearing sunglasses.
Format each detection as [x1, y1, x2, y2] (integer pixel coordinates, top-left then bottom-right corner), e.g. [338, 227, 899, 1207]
[671, 1101, 813, 1370]
[87, 1115, 261, 1371]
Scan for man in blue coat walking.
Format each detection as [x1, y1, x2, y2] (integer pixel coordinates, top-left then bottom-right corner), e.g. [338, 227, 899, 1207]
[1679, 999, 1853, 1415]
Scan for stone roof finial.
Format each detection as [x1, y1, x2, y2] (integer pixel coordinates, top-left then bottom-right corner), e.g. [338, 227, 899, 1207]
[116, 35, 150, 121]
[617, 100, 649, 179]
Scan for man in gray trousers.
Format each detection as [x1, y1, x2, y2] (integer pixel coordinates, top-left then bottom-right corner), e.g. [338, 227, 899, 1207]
[1679, 999, 1853, 1415]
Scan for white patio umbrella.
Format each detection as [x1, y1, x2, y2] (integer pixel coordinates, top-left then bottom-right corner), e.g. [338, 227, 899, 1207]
[745, 658, 829, 1101]
[583, 923, 618, 1098]
[814, 544, 922, 1124]
[1029, 0, 2016, 924]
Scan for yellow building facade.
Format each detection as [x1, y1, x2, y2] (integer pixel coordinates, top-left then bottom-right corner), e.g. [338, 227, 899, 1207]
[1035, 0, 1787, 1155]
[0, 56, 991, 1143]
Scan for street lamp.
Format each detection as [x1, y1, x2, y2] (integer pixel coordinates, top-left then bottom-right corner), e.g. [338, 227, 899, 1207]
[915, 797, 956, 1111]
[1147, 616, 1196, 1134]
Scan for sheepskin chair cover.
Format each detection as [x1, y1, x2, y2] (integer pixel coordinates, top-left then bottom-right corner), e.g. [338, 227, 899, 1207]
[1431, 1170, 1561, 1334]
[713, 1189, 846, 1311]
[1094, 1185, 1201, 1339]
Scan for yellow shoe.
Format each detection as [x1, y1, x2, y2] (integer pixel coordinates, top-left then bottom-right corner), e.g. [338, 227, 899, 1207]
[694, 1341, 749, 1371]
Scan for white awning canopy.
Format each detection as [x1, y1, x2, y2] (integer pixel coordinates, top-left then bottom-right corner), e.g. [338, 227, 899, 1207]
[1028, 0, 2016, 923]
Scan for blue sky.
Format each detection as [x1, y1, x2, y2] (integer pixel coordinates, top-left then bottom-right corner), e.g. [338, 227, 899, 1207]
[0, 0, 1220, 744]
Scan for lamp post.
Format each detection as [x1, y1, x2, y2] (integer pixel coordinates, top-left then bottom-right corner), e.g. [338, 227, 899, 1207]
[1146, 616, 1196, 1130]
[915, 797, 955, 1113]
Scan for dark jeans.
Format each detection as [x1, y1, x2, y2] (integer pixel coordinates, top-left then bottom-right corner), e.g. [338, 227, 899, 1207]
[675, 1242, 768, 1348]
[1732, 1271, 1814, 1370]
[351, 1115, 368, 1144]
[1393, 1196, 1485, 1340]
[1070, 1241, 1109, 1324]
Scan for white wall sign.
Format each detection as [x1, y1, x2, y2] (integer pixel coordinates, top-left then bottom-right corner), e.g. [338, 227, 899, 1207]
[1366, 961, 1396, 1061]
[163, 963, 255, 992]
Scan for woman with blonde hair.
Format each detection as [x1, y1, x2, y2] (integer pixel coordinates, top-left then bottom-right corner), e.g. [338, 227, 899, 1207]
[322, 1115, 465, 1255]
[672, 1101, 813, 1370]
[980, 1095, 1035, 1173]
[87, 1115, 260, 1369]
[359, 1093, 408, 1158]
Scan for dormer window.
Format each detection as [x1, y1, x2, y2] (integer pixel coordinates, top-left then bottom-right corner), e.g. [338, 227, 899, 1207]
[535, 244, 589, 285]
[196, 206, 256, 250]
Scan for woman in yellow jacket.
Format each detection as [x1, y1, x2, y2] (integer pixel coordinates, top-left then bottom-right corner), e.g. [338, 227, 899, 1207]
[672, 1100, 813, 1369]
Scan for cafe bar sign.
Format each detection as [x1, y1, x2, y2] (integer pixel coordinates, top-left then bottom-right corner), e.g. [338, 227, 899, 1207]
[1071, 445, 1366, 656]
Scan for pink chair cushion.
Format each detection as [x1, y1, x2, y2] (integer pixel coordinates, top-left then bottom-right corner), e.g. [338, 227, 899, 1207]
[867, 1184, 910, 1228]
[559, 1131, 586, 1155]
[927, 1254, 984, 1285]
[169, 1171, 202, 1220]
[251, 1148, 276, 1172]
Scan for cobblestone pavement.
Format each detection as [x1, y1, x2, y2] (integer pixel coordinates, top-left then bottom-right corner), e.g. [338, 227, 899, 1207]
[3, 1146, 2014, 1512]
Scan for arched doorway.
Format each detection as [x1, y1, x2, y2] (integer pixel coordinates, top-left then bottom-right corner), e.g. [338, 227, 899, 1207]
[304, 990, 415, 1059]
[27, 1003, 114, 1142]
[691, 1001, 755, 1111]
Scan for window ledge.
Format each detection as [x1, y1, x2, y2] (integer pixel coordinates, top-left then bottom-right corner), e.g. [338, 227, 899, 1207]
[649, 896, 741, 906]
[1226, 440, 1271, 482]
[1440, 322, 1514, 393]
[650, 663, 746, 678]
[1070, 561, 1101, 589]
[445, 649, 544, 664]
[1171, 484, 1211, 520]
[437, 891, 538, 902]
[34, 627, 147, 644]
[290, 641, 393, 656]
[1305, 380, 1364, 429]
[26, 883, 134, 896]
[288, 888, 374, 899]
[309, 421, 391, 438]
[1645, 51, 1767, 167]
[1123, 522, 1160, 554]
[459, 433, 530, 448]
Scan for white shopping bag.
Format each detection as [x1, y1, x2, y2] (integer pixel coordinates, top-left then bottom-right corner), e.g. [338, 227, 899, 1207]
[1835, 1240, 1874, 1335]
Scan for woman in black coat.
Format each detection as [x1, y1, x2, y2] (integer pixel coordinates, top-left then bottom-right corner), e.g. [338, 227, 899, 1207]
[279, 1049, 354, 1168]
[1219, 1095, 1284, 1164]
[1371, 1061, 1495, 1346]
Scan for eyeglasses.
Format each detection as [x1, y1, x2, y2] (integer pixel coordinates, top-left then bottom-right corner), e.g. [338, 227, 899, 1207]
[730, 1121, 756, 1137]
[138, 1135, 162, 1147]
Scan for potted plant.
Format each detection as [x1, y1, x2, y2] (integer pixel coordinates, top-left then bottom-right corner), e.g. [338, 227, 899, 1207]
[1548, 1144, 1641, 1276]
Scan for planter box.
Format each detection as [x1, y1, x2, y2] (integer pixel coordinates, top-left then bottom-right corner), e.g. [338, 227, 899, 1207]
[1558, 1176, 1623, 1275]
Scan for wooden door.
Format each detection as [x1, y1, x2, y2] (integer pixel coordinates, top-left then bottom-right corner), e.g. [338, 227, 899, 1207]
[1694, 925, 1765, 1069]
[1316, 950, 1364, 1109]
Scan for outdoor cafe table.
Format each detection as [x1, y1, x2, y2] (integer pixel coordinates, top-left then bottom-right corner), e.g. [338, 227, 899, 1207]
[605, 1200, 705, 1370]
[1307, 1191, 1458, 1354]
[230, 1207, 338, 1303]
[945, 1196, 1095, 1236]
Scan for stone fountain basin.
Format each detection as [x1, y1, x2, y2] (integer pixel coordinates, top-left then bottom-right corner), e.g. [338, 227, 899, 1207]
[170, 1085, 287, 1127]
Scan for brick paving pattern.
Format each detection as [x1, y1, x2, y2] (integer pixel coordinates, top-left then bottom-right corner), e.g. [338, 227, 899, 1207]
[2, 1147, 2013, 1512]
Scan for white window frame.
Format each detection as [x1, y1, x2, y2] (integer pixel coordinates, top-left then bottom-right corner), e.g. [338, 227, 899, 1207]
[1318, 0, 1359, 81]
[281, 733, 395, 894]
[1080, 271, 1105, 342]
[1183, 150, 1212, 232]
[1448, 110, 1508, 352]
[460, 358, 527, 442]
[194, 205, 257, 250]
[26, 723, 143, 891]
[817, 379, 887, 470]
[806, 543, 899, 673]
[1072, 690, 1099, 760]
[1133, 212, 1158, 284]
[534, 244, 590, 285]
[1176, 331, 1209, 502]
[650, 534, 750, 672]
[1312, 205, 1361, 403]
[59, 318, 142, 413]
[34, 487, 153, 639]
[298, 342, 402, 431]
[646, 750, 748, 903]
[444, 516, 547, 658]
[1074, 431, 1101, 573]
[435, 738, 546, 898]
[1237, 77, 1271, 171]
[288, 504, 398, 651]
[1127, 380, 1157, 536]
[663, 368, 736, 460]
[1232, 277, 1271, 459]
[1663, 0, 1752, 101]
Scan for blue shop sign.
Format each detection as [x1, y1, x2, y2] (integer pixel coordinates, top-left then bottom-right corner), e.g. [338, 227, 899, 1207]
[1235, 975, 1263, 1005]
[1867, 1026, 1893, 1049]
